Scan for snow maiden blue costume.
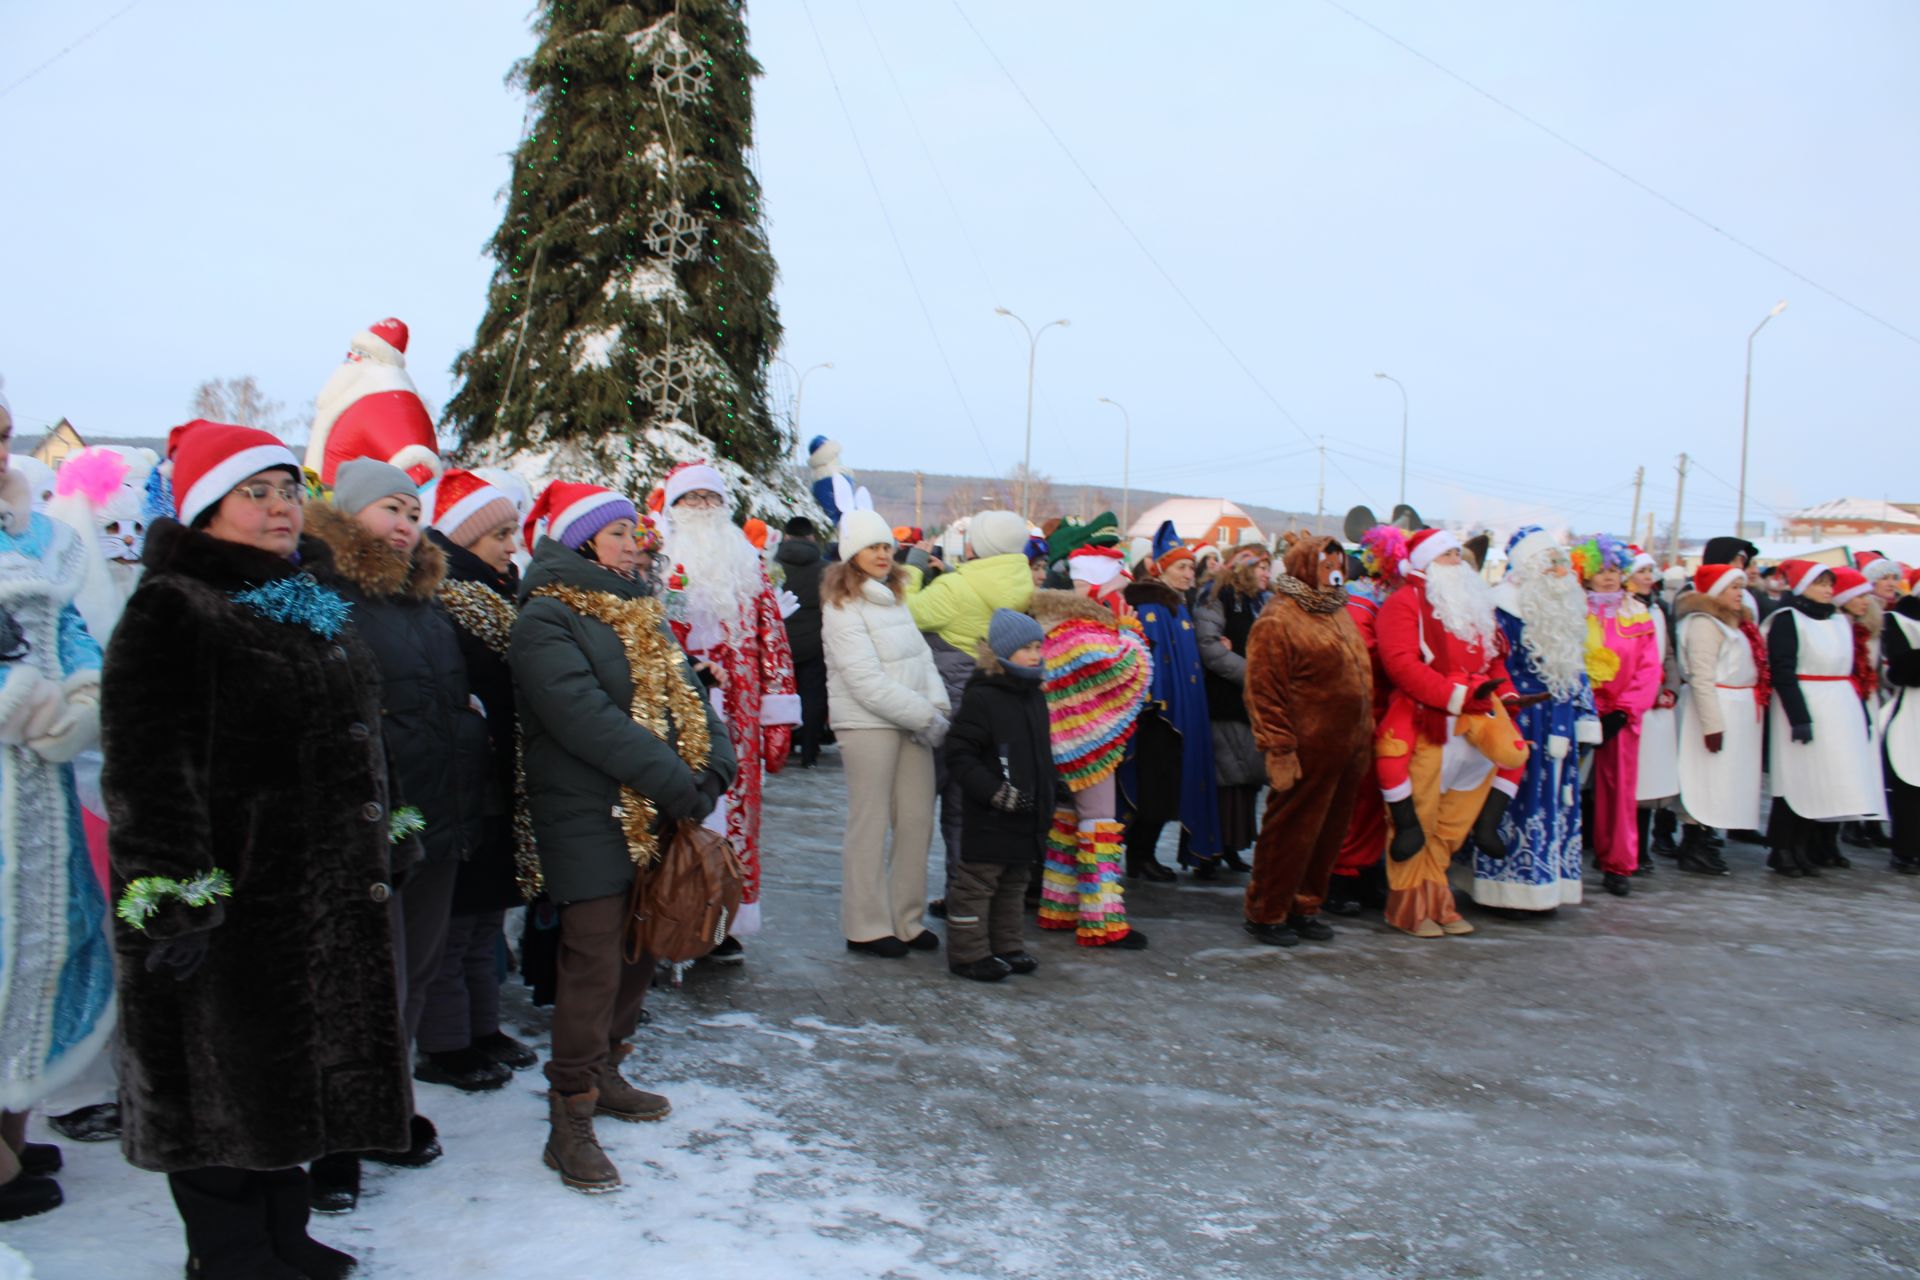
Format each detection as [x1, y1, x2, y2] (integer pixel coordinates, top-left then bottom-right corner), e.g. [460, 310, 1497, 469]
[0, 476, 115, 1115]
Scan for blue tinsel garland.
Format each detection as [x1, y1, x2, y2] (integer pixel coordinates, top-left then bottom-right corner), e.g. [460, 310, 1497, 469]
[231, 573, 351, 638]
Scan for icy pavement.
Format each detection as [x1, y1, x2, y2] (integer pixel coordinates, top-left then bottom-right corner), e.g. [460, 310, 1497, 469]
[11, 757, 1920, 1278]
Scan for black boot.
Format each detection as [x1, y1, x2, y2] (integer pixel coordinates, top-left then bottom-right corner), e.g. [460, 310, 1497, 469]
[1602, 871, 1633, 897]
[0, 1172, 62, 1222]
[1675, 826, 1730, 876]
[361, 1113, 441, 1169]
[170, 1167, 304, 1279]
[262, 1168, 357, 1279]
[1634, 809, 1655, 875]
[1242, 920, 1300, 947]
[46, 1101, 119, 1142]
[305, 1154, 358, 1216]
[1471, 790, 1511, 860]
[1126, 849, 1175, 882]
[1220, 850, 1253, 873]
[414, 1046, 512, 1092]
[1387, 798, 1425, 862]
[1652, 807, 1680, 853]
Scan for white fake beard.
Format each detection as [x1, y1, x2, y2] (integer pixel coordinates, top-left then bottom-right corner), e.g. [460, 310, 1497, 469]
[1513, 564, 1589, 701]
[663, 505, 765, 635]
[1424, 561, 1498, 650]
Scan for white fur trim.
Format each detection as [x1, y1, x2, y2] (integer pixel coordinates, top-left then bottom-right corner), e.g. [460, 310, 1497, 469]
[434, 482, 513, 534]
[179, 443, 301, 529]
[1863, 559, 1902, 582]
[1706, 569, 1747, 598]
[1381, 780, 1412, 803]
[1628, 552, 1657, 573]
[1445, 681, 1468, 715]
[1409, 530, 1462, 573]
[1069, 552, 1124, 587]
[548, 490, 630, 545]
[1504, 530, 1557, 579]
[759, 692, 802, 726]
[1576, 717, 1604, 745]
[387, 443, 442, 480]
[1490, 775, 1519, 798]
[664, 463, 727, 509]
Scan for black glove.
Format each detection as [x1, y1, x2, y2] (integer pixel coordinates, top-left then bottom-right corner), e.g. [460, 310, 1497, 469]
[695, 770, 728, 806]
[1790, 721, 1814, 745]
[991, 781, 1031, 814]
[145, 932, 210, 982]
[1600, 710, 1630, 742]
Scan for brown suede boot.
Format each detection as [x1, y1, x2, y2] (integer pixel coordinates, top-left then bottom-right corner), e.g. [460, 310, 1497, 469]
[543, 1090, 619, 1193]
[596, 1047, 671, 1123]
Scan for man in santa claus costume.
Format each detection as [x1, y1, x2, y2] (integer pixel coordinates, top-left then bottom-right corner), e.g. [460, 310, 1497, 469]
[1471, 527, 1598, 913]
[305, 318, 442, 488]
[1373, 528, 1529, 937]
[656, 462, 800, 955]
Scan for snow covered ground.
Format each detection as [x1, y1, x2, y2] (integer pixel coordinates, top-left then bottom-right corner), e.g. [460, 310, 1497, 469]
[11, 760, 1920, 1277]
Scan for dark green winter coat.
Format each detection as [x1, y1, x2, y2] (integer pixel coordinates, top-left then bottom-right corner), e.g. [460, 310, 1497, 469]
[510, 537, 737, 905]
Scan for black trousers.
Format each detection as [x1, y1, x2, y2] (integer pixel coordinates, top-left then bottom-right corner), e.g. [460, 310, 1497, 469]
[794, 657, 830, 765]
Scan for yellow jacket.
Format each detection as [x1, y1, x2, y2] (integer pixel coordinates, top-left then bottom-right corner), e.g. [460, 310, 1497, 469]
[906, 553, 1035, 652]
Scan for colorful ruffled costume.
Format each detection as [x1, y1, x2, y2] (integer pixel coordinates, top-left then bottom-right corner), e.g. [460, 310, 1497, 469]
[1031, 589, 1150, 945]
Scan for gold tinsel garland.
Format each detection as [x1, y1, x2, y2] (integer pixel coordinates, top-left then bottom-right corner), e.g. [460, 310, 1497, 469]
[530, 584, 711, 868]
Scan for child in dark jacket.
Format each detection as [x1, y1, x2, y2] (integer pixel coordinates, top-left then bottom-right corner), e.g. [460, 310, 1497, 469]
[943, 609, 1069, 981]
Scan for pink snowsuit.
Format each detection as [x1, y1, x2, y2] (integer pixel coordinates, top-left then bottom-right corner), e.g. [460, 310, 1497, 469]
[1588, 595, 1663, 875]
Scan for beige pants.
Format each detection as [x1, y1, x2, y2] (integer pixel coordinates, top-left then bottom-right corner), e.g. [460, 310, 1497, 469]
[838, 728, 936, 942]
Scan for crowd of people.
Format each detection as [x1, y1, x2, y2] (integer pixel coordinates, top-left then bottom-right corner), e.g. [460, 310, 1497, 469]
[0, 372, 1913, 1275]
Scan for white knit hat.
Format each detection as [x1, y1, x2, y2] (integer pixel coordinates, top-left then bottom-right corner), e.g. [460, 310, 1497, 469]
[968, 510, 1028, 559]
[662, 460, 728, 508]
[838, 509, 895, 554]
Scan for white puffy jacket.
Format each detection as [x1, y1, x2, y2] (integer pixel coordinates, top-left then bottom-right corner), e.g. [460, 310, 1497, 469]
[823, 575, 950, 732]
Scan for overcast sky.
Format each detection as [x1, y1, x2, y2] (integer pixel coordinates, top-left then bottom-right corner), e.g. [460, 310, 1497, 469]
[3, 1, 1914, 539]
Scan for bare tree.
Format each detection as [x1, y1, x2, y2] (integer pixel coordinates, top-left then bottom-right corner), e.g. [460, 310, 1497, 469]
[190, 376, 293, 436]
[1004, 463, 1053, 520]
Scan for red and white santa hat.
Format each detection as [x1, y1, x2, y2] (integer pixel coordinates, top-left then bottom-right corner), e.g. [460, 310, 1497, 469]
[1403, 527, 1461, 577]
[1627, 547, 1658, 574]
[1693, 563, 1747, 598]
[1068, 544, 1127, 587]
[523, 481, 639, 551]
[661, 460, 728, 509]
[172, 420, 302, 528]
[430, 469, 520, 548]
[1778, 558, 1832, 597]
[1830, 566, 1872, 607]
[306, 317, 441, 487]
[1856, 550, 1903, 583]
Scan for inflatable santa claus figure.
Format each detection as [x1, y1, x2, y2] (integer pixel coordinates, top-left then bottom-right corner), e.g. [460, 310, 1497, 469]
[306, 318, 442, 487]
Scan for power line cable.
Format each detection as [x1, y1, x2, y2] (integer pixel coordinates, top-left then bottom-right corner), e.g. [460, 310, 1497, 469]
[798, 0, 999, 473]
[947, 0, 1376, 506]
[0, 1, 146, 101]
[1317, 0, 1920, 348]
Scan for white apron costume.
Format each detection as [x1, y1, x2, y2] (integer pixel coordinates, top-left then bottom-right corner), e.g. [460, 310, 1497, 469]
[1880, 611, 1920, 788]
[1676, 611, 1763, 830]
[1764, 608, 1886, 821]
[1635, 599, 1680, 800]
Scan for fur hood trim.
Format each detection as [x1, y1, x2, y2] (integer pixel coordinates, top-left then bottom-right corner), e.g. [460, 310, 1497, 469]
[1030, 587, 1116, 629]
[1123, 579, 1186, 612]
[305, 501, 445, 601]
[1675, 589, 1752, 628]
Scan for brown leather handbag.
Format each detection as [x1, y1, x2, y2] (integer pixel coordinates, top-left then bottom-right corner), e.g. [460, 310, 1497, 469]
[624, 820, 746, 964]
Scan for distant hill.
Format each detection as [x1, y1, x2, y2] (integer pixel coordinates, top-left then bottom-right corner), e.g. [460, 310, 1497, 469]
[842, 467, 1339, 540]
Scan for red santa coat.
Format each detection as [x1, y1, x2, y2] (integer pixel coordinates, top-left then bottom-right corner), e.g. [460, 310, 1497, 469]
[671, 562, 800, 933]
[1373, 574, 1514, 801]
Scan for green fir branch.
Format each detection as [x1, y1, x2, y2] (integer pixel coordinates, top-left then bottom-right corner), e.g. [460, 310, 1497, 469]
[389, 806, 427, 844]
[116, 869, 234, 931]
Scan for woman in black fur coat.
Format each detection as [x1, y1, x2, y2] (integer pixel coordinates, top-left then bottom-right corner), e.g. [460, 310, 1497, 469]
[102, 423, 411, 1280]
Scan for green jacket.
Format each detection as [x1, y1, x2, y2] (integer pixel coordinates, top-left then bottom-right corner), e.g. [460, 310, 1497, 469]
[906, 552, 1035, 652]
[510, 537, 737, 904]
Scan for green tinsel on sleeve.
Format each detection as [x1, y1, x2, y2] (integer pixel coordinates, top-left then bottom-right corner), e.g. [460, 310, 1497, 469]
[116, 869, 235, 931]
[389, 806, 426, 844]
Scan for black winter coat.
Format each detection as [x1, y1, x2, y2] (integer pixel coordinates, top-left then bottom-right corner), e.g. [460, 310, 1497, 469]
[102, 520, 413, 1172]
[427, 529, 525, 913]
[307, 504, 491, 867]
[943, 655, 1068, 865]
[775, 537, 825, 664]
[511, 537, 738, 905]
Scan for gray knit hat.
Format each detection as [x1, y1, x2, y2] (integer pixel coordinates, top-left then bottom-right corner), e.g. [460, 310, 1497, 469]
[987, 608, 1044, 662]
[332, 458, 418, 515]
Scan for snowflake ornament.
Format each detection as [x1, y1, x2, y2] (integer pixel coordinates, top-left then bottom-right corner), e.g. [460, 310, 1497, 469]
[645, 207, 707, 262]
[637, 343, 734, 418]
[650, 34, 709, 104]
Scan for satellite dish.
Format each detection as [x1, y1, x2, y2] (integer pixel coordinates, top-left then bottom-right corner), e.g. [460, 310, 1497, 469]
[1343, 505, 1377, 544]
[1390, 503, 1425, 532]
[1462, 533, 1491, 571]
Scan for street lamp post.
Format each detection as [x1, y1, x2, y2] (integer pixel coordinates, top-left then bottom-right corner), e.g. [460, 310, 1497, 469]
[1097, 397, 1131, 530]
[1737, 300, 1787, 536]
[995, 307, 1069, 519]
[1374, 372, 1408, 508]
[774, 358, 834, 438]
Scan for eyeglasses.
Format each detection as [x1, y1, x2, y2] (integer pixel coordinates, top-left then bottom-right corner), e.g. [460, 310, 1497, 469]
[230, 481, 307, 507]
[675, 491, 724, 509]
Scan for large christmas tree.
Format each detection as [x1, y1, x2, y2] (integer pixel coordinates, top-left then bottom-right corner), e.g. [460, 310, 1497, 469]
[447, 0, 793, 510]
